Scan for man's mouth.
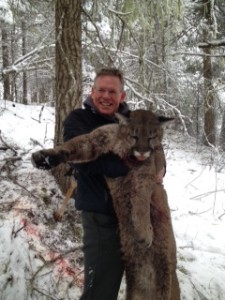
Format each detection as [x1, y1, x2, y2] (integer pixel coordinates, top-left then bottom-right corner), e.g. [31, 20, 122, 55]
[100, 102, 112, 107]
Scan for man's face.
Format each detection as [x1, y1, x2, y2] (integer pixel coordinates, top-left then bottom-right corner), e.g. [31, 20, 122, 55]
[91, 75, 126, 115]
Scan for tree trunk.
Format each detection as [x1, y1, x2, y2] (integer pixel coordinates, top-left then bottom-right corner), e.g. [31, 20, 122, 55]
[203, 46, 215, 146]
[202, 0, 215, 146]
[53, 0, 82, 194]
[21, 20, 28, 105]
[10, 23, 16, 102]
[1, 22, 11, 101]
[54, 0, 82, 146]
[219, 108, 225, 150]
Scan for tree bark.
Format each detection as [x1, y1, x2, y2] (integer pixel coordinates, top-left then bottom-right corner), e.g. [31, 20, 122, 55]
[202, 0, 215, 146]
[219, 110, 225, 150]
[21, 20, 28, 105]
[53, 0, 82, 194]
[1, 22, 11, 101]
[203, 46, 215, 146]
[10, 23, 16, 102]
[54, 0, 82, 146]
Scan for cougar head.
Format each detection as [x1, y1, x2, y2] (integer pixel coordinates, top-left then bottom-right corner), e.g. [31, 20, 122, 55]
[116, 109, 173, 161]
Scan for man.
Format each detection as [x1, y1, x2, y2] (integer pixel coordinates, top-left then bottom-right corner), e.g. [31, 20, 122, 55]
[63, 68, 130, 300]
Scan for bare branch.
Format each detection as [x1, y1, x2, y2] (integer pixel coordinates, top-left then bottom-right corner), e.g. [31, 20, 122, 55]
[2, 45, 55, 77]
[108, 7, 133, 16]
[198, 38, 225, 48]
[0, 175, 39, 200]
[168, 51, 225, 58]
[107, 8, 141, 52]
[82, 8, 114, 65]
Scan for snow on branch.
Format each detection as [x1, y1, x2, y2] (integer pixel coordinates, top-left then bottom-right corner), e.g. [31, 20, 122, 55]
[124, 78, 187, 132]
[168, 51, 225, 58]
[108, 7, 133, 16]
[1, 44, 55, 78]
[198, 38, 225, 48]
[82, 8, 114, 65]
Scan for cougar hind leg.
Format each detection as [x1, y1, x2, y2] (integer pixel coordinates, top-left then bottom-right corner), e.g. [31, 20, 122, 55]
[125, 261, 156, 300]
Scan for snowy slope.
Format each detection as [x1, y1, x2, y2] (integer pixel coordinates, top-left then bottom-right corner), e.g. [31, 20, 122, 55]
[0, 99, 225, 300]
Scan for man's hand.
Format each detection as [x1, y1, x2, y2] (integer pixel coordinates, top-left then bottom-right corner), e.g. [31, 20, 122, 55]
[31, 149, 70, 170]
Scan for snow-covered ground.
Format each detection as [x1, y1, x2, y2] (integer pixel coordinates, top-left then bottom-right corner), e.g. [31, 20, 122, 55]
[0, 99, 225, 300]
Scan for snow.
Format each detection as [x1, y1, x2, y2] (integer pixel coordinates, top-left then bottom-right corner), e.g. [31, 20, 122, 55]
[0, 0, 13, 24]
[1, 99, 225, 299]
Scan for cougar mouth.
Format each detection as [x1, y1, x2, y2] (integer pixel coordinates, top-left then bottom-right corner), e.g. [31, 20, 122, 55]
[133, 150, 151, 161]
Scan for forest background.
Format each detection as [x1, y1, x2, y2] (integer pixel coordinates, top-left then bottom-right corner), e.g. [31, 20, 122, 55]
[1, 0, 225, 150]
[1, 0, 225, 299]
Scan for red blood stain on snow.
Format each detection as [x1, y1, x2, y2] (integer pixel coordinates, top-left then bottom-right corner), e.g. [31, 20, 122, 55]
[19, 217, 84, 288]
[47, 251, 84, 288]
[20, 218, 41, 238]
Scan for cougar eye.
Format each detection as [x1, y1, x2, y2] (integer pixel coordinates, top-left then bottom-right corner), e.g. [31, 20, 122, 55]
[131, 129, 138, 140]
[131, 135, 138, 141]
[148, 133, 157, 140]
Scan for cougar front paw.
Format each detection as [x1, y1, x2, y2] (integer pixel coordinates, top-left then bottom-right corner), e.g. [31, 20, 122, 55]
[31, 149, 70, 170]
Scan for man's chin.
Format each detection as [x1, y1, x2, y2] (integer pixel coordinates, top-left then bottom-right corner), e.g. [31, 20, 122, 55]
[98, 107, 115, 115]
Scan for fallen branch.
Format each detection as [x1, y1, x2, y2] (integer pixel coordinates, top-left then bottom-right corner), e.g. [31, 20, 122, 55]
[0, 130, 17, 155]
[188, 207, 212, 215]
[30, 246, 82, 285]
[11, 222, 26, 239]
[31, 105, 45, 123]
[3, 156, 22, 163]
[30, 138, 44, 148]
[32, 286, 61, 300]
[190, 189, 225, 200]
[190, 279, 208, 300]
[218, 211, 225, 220]
[0, 175, 39, 200]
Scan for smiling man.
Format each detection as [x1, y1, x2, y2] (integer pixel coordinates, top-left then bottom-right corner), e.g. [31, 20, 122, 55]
[63, 68, 130, 300]
[91, 70, 126, 115]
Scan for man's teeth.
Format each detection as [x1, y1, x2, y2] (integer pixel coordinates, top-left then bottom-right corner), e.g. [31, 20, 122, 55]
[101, 102, 112, 106]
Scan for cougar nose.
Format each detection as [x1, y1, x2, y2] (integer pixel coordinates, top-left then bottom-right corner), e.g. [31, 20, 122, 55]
[133, 150, 151, 161]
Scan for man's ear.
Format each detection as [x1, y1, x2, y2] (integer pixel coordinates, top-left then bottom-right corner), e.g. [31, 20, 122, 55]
[91, 86, 95, 97]
[120, 91, 126, 103]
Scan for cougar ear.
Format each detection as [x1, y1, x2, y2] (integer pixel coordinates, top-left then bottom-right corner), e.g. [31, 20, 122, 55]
[115, 112, 129, 125]
[158, 116, 175, 126]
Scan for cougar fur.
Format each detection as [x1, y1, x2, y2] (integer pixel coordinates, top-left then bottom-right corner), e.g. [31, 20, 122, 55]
[32, 110, 180, 299]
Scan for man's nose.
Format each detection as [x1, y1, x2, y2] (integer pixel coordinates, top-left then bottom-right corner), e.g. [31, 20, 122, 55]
[102, 90, 111, 97]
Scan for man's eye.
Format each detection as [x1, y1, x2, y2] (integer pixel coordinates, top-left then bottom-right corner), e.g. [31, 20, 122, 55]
[96, 88, 117, 95]
[109, 90, 116, 95]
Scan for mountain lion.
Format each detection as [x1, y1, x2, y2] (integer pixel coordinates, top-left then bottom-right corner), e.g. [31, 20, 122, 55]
[31, 109, 180, 300]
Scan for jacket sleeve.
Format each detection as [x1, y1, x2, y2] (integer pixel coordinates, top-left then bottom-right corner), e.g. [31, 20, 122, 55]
[72, 154, 129, 178]
[63, 111, 129, 178]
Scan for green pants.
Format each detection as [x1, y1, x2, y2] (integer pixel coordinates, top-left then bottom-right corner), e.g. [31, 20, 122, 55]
[80, 211, 124, 300]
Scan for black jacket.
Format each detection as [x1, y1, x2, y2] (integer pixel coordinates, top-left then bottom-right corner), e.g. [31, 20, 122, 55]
[63, 97, 130, 216]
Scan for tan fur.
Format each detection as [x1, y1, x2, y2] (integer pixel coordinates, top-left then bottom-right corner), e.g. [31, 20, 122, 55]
[32, 110, 180, 299]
